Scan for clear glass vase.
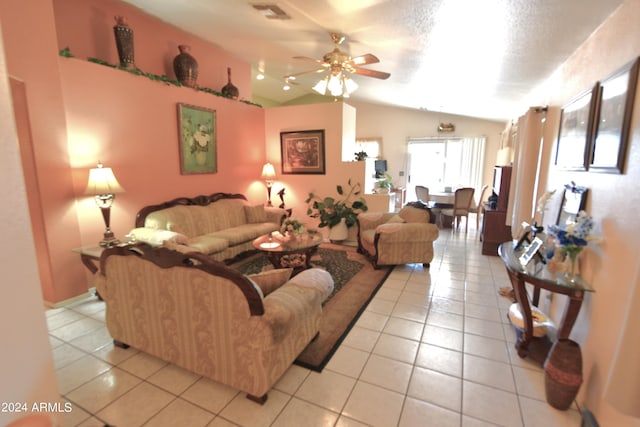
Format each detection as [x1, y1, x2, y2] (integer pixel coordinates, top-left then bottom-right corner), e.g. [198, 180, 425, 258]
[563, 245, 583, 283]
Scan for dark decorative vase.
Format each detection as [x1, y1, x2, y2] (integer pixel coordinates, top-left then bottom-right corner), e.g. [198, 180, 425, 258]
[221, 67, 239, 99]
[173, 45, 198, 87]
[544, 339, 583, 410]
[113, 16, 134, 69]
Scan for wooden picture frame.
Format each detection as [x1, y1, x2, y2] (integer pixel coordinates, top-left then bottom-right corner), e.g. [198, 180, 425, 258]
[555, 84, 599, 171]
[557, 183, 588, 226]
[177, 103, 217, 175]
[589, 57, 640, 174]
[280, 130, 326, 174]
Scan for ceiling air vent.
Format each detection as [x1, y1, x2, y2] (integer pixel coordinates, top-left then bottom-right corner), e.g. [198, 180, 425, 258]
[251, 4, 291, 20]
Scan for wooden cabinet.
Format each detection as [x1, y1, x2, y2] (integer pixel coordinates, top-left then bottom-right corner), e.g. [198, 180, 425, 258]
[481, 206, 512, 255]
[481, 165, 512, 255]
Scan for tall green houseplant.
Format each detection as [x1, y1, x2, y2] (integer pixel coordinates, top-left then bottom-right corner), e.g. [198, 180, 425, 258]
[305, 180, 368, 228]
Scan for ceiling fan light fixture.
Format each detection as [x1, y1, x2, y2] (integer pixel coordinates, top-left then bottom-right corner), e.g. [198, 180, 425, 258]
[327, 73, 343, 96]
[313, 77, 329, 95]
[343, 75, 358, 94]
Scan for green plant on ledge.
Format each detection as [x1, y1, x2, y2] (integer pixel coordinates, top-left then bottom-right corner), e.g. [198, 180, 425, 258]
[375, 172, 393, 192]
[58, 47, 262, 107]
[354, 150, 368, 161]
[305, 179, 368, 229]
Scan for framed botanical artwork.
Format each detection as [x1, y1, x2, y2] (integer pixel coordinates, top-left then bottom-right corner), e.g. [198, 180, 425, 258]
[280, 130, 326, 174]
[554, 84, 599, 171]
[177, 103, 217, 174]
[589, 57, 640, 173]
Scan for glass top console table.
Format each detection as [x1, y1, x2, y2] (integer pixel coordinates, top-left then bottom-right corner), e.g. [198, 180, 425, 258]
[498, 243, 594, 361]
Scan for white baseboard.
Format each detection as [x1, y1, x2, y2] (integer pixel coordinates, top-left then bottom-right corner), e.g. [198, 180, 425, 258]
[44, 288, 97, 309]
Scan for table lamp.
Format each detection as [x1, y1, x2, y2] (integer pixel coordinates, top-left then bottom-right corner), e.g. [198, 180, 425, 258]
[85, 162, 125, 247]
[261, 162, 276, 206]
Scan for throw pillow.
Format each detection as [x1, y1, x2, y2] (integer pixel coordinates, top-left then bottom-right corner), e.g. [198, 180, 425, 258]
[245, 277, 265, 300]
[386, 214, 406, 224]
[167, 222, 187, 235]
[244, 204, 267, 223]
[247, 268, 293, 296]
[129, 227, 189, 246]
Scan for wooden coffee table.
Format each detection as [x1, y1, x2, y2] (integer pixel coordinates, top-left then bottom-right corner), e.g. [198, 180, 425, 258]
[253, 232, 324, 275]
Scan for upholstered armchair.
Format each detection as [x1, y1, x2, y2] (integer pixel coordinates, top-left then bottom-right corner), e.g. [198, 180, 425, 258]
[357, 204, 439, 268]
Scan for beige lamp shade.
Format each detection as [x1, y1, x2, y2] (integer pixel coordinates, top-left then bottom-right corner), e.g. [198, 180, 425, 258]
[496, 147, 512, 166]
[261, 162, 276, 180]
[85, 163, 125, 196]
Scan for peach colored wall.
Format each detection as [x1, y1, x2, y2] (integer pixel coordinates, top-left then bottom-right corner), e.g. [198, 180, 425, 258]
[528, 1, 640, 425]
[60, 57, 266, 246]
[0, 21, 60, 427]
[1, 0, 264, 303]
[52, 0, 251, 101]
[265, 102, 366, 239]
[0, 0, 84, 302]
[10, 79, 55, 302]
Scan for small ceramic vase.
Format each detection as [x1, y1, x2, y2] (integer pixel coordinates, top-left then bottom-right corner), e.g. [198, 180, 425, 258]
[173, 45, 198, 87]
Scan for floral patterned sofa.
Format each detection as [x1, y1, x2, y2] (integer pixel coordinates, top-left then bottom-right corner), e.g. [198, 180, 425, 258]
[94, 244, 334, 403]
[131, 193, 287, 262]
[357, 203, 439, 268]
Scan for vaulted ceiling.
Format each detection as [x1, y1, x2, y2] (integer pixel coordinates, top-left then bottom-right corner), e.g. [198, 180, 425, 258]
[120, 0, 622, 121]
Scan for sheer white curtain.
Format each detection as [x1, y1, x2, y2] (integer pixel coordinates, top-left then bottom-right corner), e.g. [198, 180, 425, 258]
[406, 136, 486, 200]
[459, 136, 486, 190]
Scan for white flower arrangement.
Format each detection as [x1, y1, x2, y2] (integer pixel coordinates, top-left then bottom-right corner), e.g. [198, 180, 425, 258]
[536, 189, 556, 214]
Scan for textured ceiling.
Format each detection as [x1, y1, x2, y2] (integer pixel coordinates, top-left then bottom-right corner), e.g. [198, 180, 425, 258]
[120, 0, 622, 121]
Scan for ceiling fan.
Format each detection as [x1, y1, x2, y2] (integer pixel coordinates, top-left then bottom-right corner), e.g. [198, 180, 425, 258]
[285, 32, 390, 96]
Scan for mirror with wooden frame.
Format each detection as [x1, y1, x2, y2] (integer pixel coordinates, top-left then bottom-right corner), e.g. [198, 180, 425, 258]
[557, 182, 588, 225]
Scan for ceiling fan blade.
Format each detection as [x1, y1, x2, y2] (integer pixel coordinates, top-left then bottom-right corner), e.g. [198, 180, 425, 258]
[285, 68, 328, 79]
[350, 53, 380, 66]
[293, 56, 327, 65]
[352, 67, 391, 80]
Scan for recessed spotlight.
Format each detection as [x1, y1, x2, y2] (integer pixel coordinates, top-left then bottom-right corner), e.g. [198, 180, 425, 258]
[256, 73, 264, 80]
[283, 83, 291, 91]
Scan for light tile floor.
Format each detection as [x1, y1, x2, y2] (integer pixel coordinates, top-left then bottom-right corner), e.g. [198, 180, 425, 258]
[47, 226, 584, 426]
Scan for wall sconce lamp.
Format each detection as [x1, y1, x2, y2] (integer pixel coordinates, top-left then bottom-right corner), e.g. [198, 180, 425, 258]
[85, 162, 125, 247]
[261, 162, 276, 206]
[437, 122, 455, 132]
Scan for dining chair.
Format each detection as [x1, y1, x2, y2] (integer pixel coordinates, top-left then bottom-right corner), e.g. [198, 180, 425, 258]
[440, 187, 475, 233]
[469, 184, 489, 236]
[415, 185, 430, 204]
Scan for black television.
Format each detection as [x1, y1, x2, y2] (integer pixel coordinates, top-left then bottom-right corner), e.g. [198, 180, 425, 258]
[374, 159, 387, 178]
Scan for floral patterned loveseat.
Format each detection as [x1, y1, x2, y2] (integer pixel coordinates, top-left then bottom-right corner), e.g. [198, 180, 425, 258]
[131, 193, 287, 262]
[94, 244, 334, 403]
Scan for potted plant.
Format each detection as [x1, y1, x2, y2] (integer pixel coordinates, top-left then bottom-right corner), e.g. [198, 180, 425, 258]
[375, 172, 393, 194]
[305, 180, 368, 241]
[354, 150, 368, 161]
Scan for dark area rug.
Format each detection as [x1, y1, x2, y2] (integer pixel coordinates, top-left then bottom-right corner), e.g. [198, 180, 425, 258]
[234, 243, 393, 371]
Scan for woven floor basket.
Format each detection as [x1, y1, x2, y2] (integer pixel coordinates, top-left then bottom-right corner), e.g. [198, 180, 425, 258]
[544, 339, 583, 410]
